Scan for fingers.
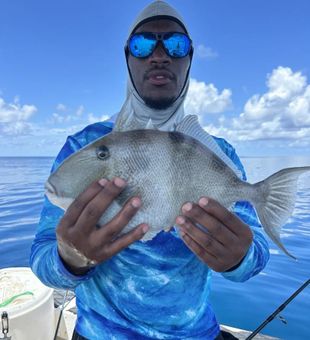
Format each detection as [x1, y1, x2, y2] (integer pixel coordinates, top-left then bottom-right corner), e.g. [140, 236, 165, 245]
[197, 197, 253, 247]
[98, 224, 149, 260]
[55, 176, 149, 269]
[177, 216, 247, 272]
[180, 231, 221, 270]
[176, 215, 226, 258]
[197, 197, 250, 236]
[74, 177, 127, 234]
[180, 201, 237, 246]
[59, 180, 104, 229]
[176, 197, 254, 271]
[95, 196, 142, 241]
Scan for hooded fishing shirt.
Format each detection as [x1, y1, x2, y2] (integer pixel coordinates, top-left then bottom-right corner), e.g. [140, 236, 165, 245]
[31, 2, 269, 337]
[30, 119, 270, 340]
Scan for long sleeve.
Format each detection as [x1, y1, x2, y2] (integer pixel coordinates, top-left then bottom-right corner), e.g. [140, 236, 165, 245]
[30, 122, 113, 289]
[213, 136, 270, 282]
[30, 198, 98, 289]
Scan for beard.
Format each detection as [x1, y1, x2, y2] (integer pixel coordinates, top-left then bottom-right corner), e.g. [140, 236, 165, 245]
[143, 96, 176, 110]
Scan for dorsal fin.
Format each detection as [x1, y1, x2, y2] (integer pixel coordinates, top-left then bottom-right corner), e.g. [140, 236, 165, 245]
[114, 111, 148, 132]
[176, 115, 242, 178]
[145, 119, 155, 129]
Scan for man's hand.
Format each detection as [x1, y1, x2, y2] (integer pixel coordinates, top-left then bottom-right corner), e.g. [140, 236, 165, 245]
[175, 197, 253, 272]
[56, 177, 149, 275]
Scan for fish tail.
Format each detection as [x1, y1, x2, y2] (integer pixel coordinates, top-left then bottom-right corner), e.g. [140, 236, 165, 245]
[251, 166, 310, 259]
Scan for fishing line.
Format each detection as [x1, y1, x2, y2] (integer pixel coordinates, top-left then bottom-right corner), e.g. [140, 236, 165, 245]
[245, 278, 309, 340]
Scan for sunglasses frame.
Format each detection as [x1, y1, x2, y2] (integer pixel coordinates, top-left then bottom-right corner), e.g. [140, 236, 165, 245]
[126, 31, 193, 59]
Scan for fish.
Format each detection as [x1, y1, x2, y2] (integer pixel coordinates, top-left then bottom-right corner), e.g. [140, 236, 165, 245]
[45, 116, 310, 258]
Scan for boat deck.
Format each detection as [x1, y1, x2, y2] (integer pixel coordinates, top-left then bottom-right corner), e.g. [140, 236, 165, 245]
[53, 290, 280, 340]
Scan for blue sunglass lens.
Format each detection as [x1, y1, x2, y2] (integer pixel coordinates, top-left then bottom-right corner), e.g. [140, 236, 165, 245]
[129, 34, 156, 58]
[129, 33, 191, 58]
[163, 33, 191, 57]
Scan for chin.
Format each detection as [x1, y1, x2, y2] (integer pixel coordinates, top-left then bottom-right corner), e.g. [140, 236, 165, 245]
[144, 96, 176, 109]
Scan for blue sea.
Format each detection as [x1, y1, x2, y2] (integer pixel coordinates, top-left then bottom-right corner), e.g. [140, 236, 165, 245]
[0, 156, 309, 340]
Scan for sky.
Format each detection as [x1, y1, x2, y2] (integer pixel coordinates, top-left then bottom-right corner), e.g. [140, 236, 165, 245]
[1, 0, 310, 157]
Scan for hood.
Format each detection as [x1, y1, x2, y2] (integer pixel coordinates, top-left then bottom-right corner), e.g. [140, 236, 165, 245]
[116, 0, 193, 132]
[128, 0, 189, 35]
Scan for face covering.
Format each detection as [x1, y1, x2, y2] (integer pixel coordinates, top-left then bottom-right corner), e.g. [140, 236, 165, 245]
[115, 0, 193, 132]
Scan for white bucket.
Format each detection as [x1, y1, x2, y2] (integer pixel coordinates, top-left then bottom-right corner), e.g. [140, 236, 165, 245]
[0, 267, 55, 340]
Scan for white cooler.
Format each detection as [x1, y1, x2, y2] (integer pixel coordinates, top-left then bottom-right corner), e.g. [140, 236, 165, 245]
[0, 267, 54, 340]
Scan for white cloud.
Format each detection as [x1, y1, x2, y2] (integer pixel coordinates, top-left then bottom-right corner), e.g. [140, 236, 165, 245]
[184, 78, 232, 118]
[196, 44, 218, 59]
[240, 67, 309, 126]
[267, 67, 306, 100]
[51, 113, 69, 124]
[50, 105, 86, 124]
[202, 66, 310, 148]
[0, 97, 37, 136]
[56, 103, 67, 111]
[0, 97, 111, 155]
[88, 113, 110, 124]
[75, 105, 84, 116]
[1, 121, 34, 135]
[48, 125, 86, 136]
[0, 97, 37, 123]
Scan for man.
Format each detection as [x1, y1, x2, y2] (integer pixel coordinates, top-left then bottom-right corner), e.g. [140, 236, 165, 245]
[30, 1, 270, 339]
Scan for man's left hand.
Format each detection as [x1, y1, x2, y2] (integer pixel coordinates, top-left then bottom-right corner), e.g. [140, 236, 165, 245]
[176, 197, 253, 272]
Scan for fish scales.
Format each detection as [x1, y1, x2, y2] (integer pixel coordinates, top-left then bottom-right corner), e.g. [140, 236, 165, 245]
[45, 129, 310, 256]
[47, 130, 248, 238]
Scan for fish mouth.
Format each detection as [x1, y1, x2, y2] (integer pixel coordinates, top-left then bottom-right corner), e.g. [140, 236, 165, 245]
[44, 180, 70, 210]
[45, 180, 57, 196]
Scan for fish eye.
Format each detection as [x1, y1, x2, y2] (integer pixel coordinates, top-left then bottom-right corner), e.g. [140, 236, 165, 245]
[96, 146, 110, 160]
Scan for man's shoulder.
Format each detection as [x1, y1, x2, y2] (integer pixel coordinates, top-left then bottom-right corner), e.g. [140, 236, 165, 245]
[51, 119, 115, 172]
[212, 135, 236, 158]
[70, 119, 115, 147]
[212, 135, 246, 180]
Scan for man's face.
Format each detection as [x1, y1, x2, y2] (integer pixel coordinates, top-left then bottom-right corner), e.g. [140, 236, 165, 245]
[127, 19, 191, 109]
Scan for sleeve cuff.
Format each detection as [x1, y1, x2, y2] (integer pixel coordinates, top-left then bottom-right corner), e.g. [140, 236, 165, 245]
[221, 242, 255, 282]
[55, 245, 97, 282]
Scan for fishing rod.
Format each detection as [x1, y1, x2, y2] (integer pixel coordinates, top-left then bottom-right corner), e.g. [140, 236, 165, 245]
[245, 278, 310, 340]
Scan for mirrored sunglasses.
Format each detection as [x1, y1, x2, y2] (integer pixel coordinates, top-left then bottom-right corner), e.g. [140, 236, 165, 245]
[128, 32, 192, 58]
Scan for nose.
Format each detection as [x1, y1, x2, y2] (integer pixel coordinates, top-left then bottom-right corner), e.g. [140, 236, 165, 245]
[148, 42, 171, 66]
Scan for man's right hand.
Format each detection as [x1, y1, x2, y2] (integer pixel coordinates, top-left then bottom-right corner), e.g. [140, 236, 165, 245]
[56, 177, 149, 275]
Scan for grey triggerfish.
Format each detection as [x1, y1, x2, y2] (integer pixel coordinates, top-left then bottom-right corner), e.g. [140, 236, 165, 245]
[45, 116, 310, 259]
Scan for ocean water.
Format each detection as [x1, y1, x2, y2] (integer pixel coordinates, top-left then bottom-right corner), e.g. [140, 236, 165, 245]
[0, 156, 309, 340]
